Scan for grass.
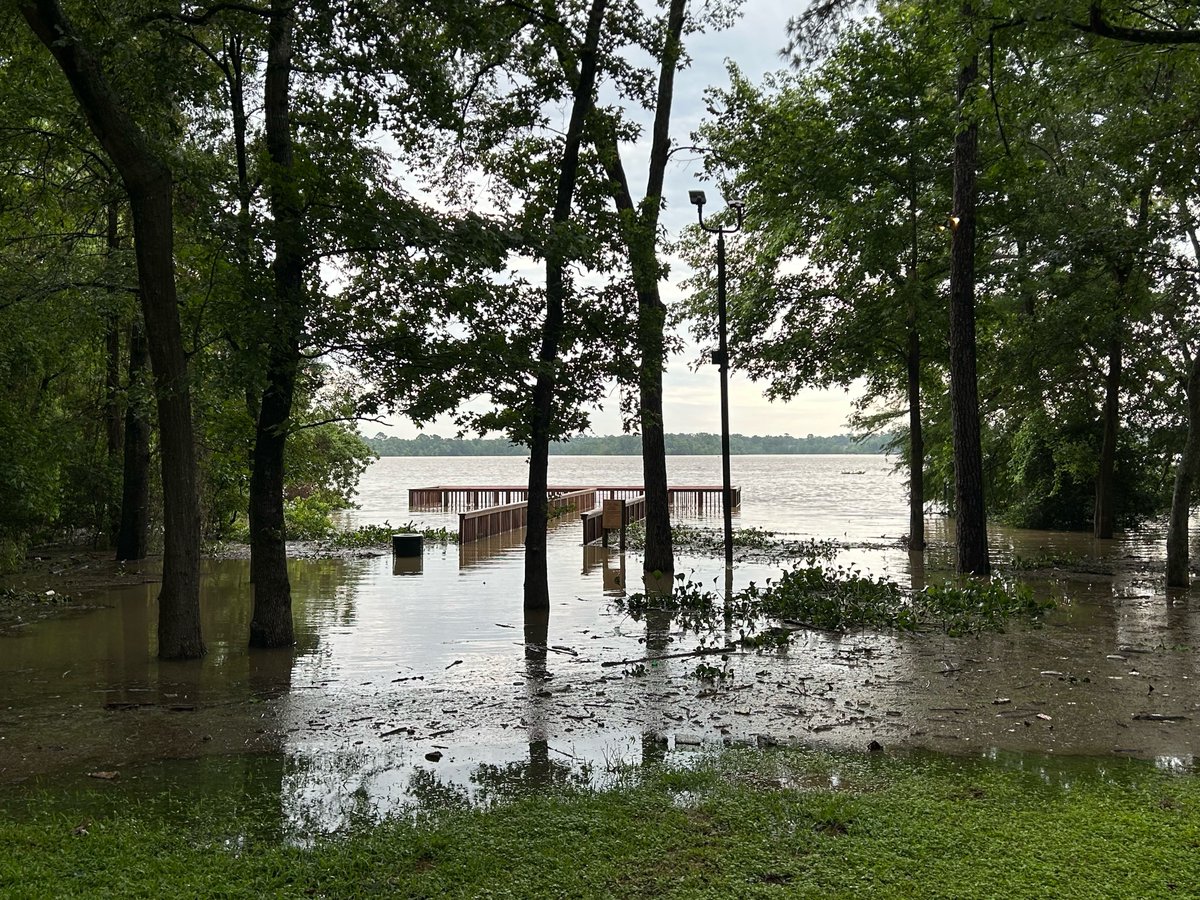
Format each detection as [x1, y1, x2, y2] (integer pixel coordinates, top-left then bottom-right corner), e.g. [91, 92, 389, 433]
[1, 749, 1196, 898]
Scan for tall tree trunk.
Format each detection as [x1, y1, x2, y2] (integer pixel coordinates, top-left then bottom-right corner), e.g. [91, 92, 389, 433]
[1094, 334, 1122, 539]
[525, 0, 607, 610]
[948, 12, 989, 576]
[104, 204, 124, 547]
[222, 32, 263, 582]
[553, 0, 684, 578]
[634, 0, 685, 578]
[638, 286, 673, 576]
[116, 321, 150, 561]
[905, 156, 925, 552]
[1093, 185, 1147, 539]
[249, 0, 302, 648]
[906, 321, 925, 551]
[1166, 353, 1200, 586]
[23, 0, 204, 658]
[103, 202, 123, 544]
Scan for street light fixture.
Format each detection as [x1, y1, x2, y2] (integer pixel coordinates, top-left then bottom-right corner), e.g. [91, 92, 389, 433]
[692, 190, 745, 570]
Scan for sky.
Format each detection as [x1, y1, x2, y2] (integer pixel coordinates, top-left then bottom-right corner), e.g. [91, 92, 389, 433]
[374, 1, 862, 440]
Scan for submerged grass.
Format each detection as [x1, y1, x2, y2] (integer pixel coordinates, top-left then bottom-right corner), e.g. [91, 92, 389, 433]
[1, 749, 1196, 899]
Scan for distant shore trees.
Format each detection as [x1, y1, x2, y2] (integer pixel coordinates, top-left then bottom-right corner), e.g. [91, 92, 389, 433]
[364, 433, 890, 457]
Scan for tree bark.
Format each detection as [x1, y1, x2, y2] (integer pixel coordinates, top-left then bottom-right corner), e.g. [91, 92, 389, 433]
[634, 0, 685, 579]
[638, 296, 673, 576]
[115, 321, 150, 561]
[1166, 353, 1200, 586]
[948, 11, 989, 576]
[22, 0, 204, 658]
[906, 319, 925, 551]
[104, 202, 123, 544]
[525, 0, 607, 610]
[249, 0, 302, 648]
[905, 154, 925, 552]
[549, 0, 683, 578]
[1094, 334, 1122, 539]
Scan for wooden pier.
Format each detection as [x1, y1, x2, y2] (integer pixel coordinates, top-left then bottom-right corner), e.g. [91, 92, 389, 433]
[457, 488, 597, 544]
[410, 484, 740, 545]
[581, 494, 647, 546]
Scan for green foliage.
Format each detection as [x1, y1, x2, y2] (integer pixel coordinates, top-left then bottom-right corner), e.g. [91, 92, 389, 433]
[284, 420, 376, 508]
[916, 578, 1054, 637]
[283, 496, 340, 541]
[744, 566, 917, 633]
[323, 520, 458, 548]
[617, 566, 1054, 648]
[625, 522, 843, 565]
[689, 660, 732, 683]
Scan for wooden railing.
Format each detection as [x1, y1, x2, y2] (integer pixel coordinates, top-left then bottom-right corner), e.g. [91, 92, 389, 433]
[418, 484, 738, 544]
[458, 488, 597, 544]
[412, 485, 602, 511]
[581, 494, 646, 546]
[669, 485, 741, 514]
[412, 484, 739, 511]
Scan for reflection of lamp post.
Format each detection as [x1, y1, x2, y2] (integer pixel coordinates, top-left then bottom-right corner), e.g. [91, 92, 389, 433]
[690, 189, 744, 570]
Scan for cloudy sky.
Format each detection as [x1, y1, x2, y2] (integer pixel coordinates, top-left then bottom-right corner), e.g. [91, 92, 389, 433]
[377, 0, 862, 440]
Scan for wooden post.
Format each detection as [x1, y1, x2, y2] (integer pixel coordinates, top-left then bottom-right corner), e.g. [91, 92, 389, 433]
[602, 499, 623, 549]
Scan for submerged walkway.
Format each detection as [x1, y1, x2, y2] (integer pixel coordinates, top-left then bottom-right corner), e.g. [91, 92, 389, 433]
[409, 485, 742, 544]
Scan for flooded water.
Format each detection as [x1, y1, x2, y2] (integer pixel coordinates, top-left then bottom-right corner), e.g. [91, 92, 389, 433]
[2, 455, 1198, 834]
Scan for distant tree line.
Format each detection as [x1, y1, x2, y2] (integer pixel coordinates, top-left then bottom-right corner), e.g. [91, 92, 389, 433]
[365, 432, 888, 457]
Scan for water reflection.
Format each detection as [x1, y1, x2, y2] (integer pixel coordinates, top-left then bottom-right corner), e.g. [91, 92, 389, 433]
[6, 456, 1200, 834]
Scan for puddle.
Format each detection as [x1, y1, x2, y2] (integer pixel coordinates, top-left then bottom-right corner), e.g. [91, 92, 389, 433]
[2, 455, 1198, 834]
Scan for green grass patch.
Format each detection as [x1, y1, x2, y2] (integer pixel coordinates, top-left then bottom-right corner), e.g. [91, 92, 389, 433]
[0, 749, 1195, 898]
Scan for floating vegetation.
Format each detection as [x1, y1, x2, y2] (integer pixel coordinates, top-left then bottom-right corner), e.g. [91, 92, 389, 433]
[0, 587, 74, 607]
[614, 566, 1054, 653]
[690, 660, 732, 683]
[323, 520, 458, 549]
[744, 565, 915, 633]
[1009, 551, 1114, 576]
[623, 523, 842, 564]
[916, 578, 1054, 636]
[0, 587, 79, 631]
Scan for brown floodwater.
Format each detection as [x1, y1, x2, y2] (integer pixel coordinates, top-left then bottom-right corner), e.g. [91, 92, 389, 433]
[1, 455, 1197, 832]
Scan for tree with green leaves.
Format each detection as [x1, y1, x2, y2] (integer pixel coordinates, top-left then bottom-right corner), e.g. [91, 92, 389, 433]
[18, 0, 205, 658]
[695, 7, 955, 552]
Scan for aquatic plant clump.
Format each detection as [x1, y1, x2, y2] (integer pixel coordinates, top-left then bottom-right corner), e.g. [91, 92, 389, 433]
[623, 523, 842, 564]
[746, 565, 916, 633]
[916, 578, 1054, 636]
[323, 520, 458, 549]
[0, 587, 73, 607]
[616, 566, 1054, 649]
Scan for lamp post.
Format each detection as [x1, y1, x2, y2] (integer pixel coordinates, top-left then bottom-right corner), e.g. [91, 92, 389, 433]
[690, 189, 744, 570]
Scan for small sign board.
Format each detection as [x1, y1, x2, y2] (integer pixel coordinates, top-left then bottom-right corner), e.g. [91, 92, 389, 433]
[602, 499, 625, 530]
